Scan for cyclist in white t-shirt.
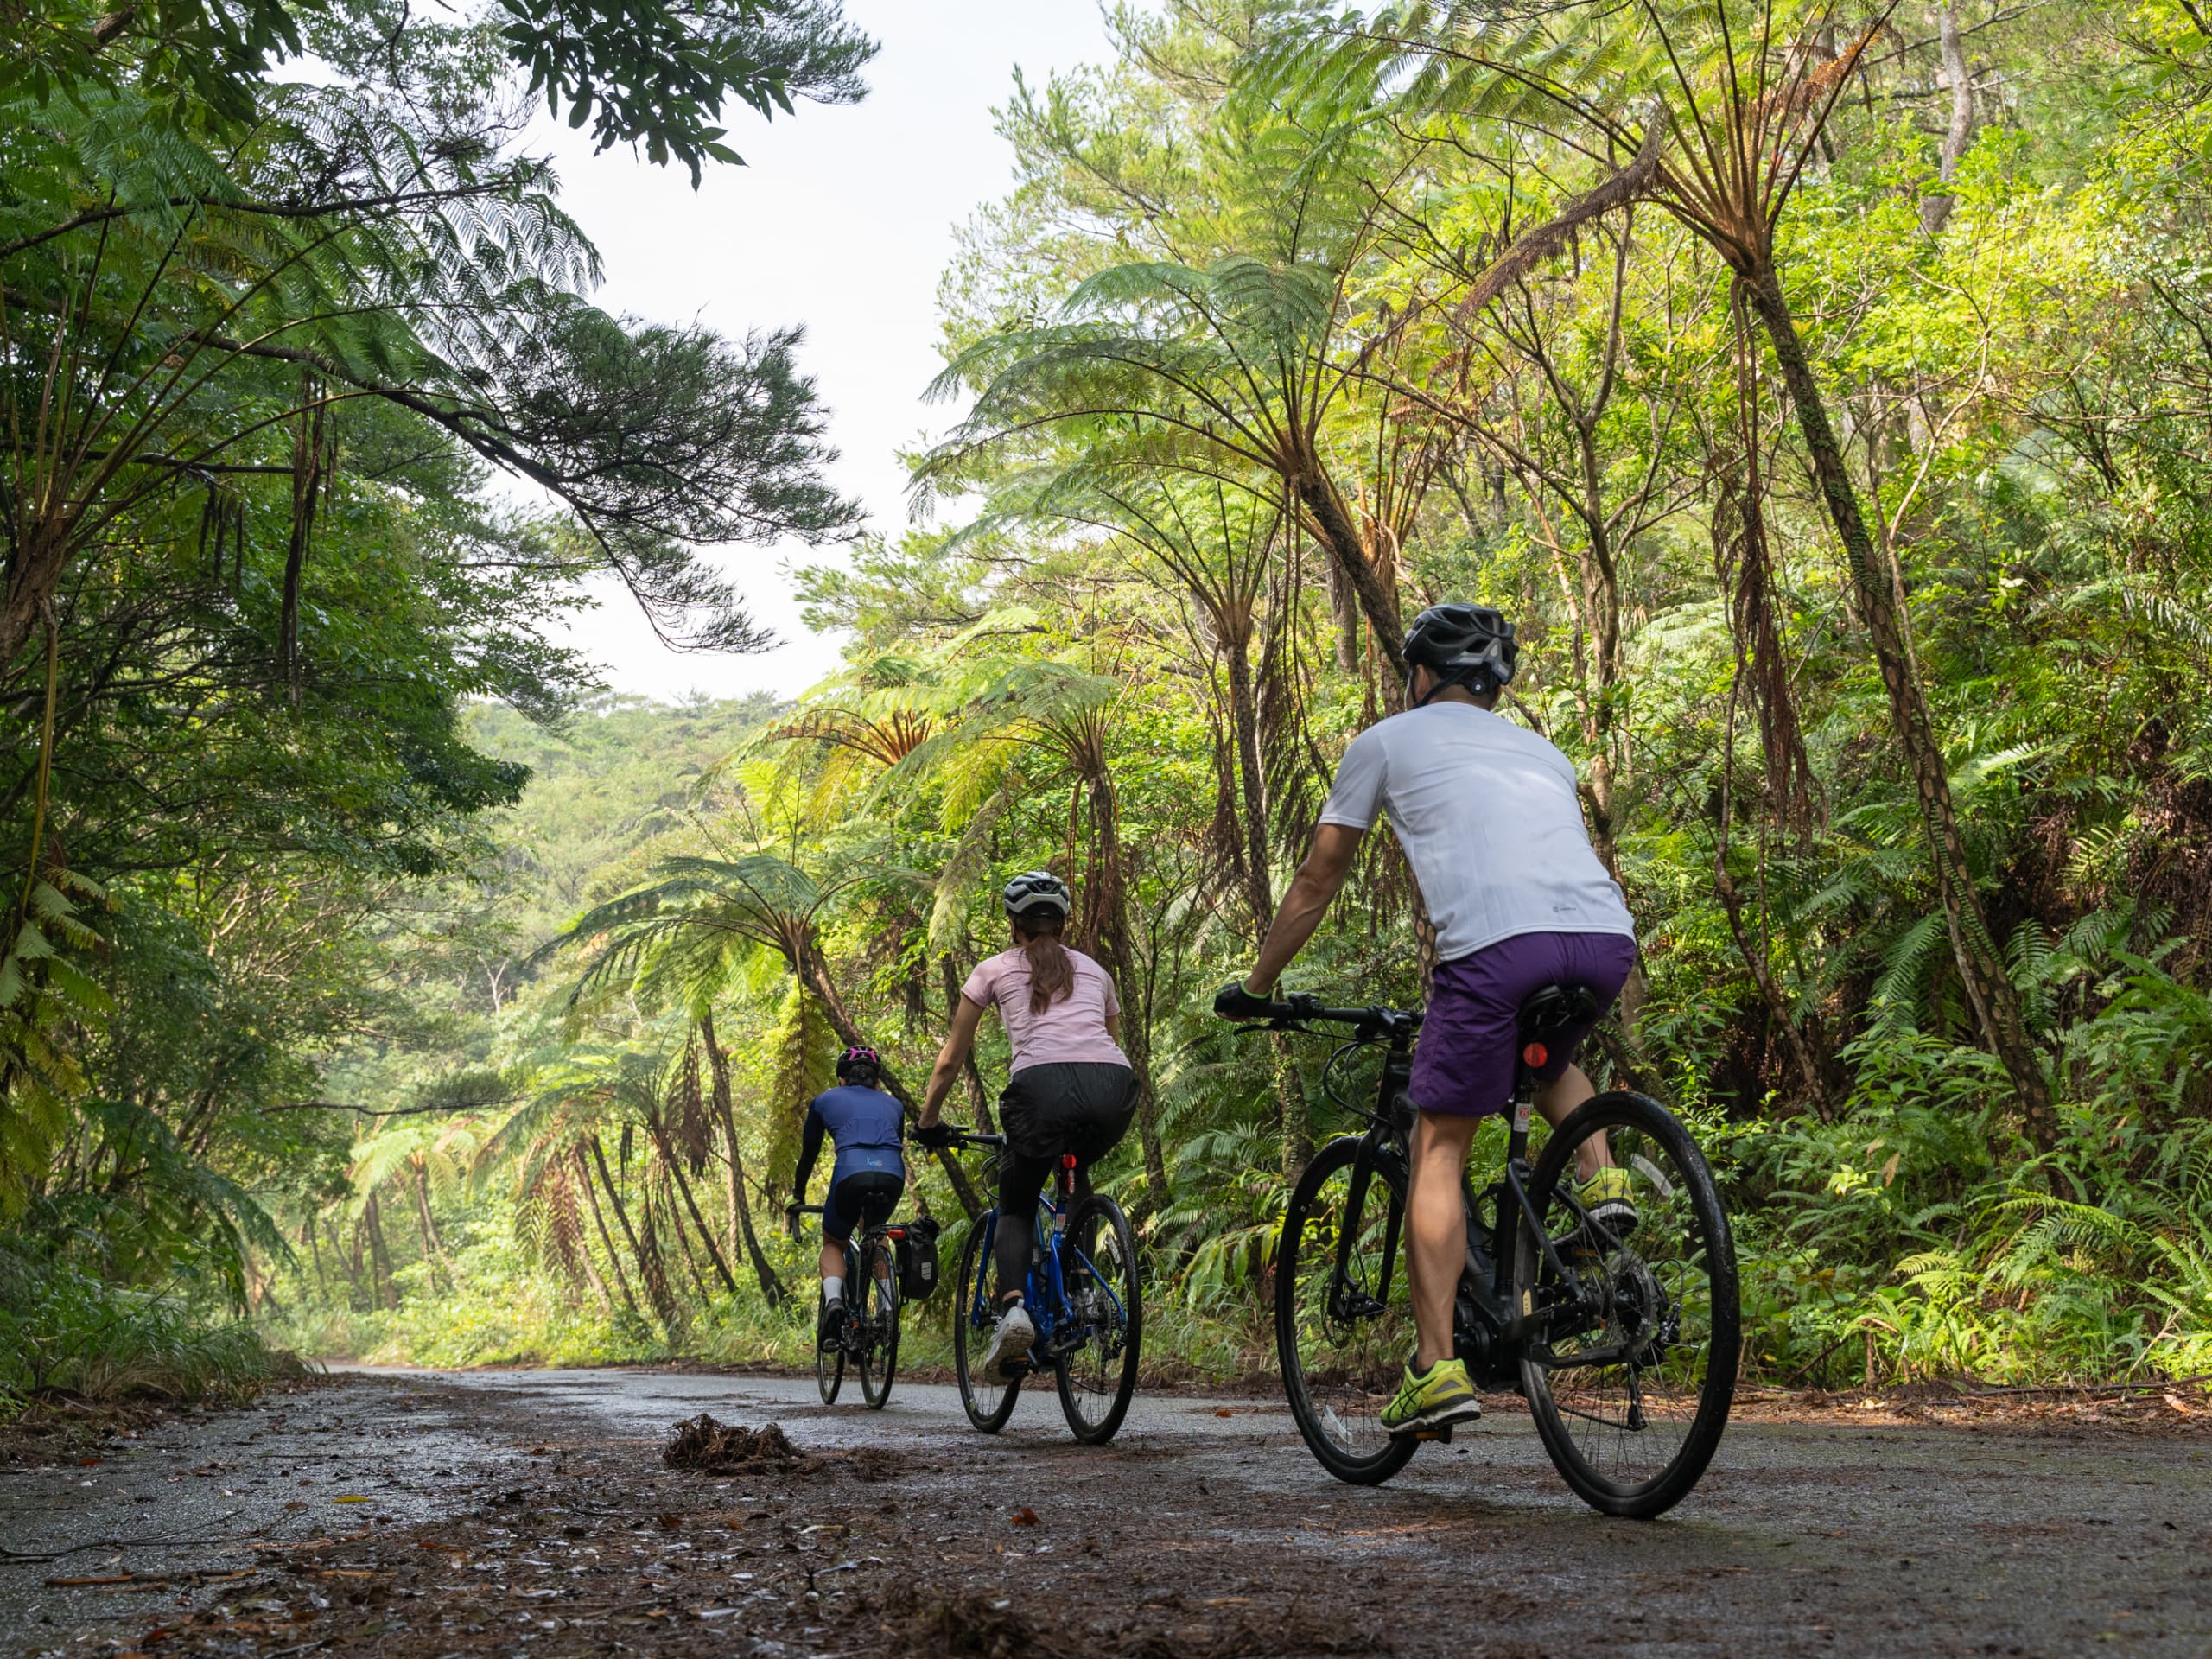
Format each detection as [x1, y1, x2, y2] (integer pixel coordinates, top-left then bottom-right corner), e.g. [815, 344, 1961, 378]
[1221, 603, 1638, 1435]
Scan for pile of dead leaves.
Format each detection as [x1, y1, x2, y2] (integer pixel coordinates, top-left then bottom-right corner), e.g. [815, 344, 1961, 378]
[662, 1413, 815, 1475]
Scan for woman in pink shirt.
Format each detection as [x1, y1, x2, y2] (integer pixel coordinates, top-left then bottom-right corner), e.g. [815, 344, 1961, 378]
[914, 871, 1136, 1377]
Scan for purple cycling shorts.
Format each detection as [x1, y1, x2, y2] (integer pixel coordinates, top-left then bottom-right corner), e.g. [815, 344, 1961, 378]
[1408, 931, 1637, 1118]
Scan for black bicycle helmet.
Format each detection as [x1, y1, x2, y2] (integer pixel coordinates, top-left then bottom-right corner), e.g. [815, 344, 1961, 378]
[1001, 870, 1072, 919]
[1403, 602, 1517, 703]
[835, 1045, 881, 1084]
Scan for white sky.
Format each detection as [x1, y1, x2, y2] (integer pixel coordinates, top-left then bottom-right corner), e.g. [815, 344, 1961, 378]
[537, 0, 1116, 704]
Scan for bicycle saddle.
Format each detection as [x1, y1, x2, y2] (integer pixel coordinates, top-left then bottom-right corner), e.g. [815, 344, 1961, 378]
[1516, 982, 1603, 1046]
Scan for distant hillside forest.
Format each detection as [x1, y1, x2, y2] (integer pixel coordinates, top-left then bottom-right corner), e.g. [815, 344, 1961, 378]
[10, 0, 2212, 1406]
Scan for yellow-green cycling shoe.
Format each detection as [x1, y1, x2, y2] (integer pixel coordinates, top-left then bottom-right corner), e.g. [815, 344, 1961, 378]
[1578, 1164, 1639, 1237]
[1380, 1357, 1483, 1435]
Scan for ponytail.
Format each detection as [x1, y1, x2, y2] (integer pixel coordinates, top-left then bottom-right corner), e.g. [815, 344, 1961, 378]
[1014, 909, 1075, 1014]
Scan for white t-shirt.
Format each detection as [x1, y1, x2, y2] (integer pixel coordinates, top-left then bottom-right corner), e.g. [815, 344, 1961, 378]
[1318, 703, 1635, 963]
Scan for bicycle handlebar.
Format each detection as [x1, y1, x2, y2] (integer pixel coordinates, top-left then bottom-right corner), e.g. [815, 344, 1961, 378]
[1214, 982, 1421, 1039]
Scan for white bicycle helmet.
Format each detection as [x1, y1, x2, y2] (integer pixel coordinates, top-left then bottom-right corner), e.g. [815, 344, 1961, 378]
[1001, 870, 1072, 918]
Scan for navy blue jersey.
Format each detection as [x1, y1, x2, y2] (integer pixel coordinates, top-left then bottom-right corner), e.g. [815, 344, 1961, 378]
[791, 1084, 906, 1197]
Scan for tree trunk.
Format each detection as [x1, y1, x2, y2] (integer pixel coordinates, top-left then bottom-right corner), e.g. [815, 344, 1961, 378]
[700, 1010, 786, 1308]
[589, 1133, 677, 1330]
[1223, 626, 1275, 928]
[1744, 264, 2054, 1146]
[281, 383, 327, 704]
[798, 948, 982, 1217]
[575, 1143, 640, 1317]
[645, 1109, 740, 1295]
[363, 1190, 398, 1310]
[407, 1161, 446, 1292]
[0, 521, 73, 679]
[658, 1173, 715, 1303]
[1919, 6, 1975, 236]
[1289, 470, 1406, 675]
[1272, 1036, 1313, 1182]
[304, 1218, 326, 1296]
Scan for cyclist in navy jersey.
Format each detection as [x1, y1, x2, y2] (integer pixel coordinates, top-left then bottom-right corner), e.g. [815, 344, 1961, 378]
[787, 1046, 906, 1347]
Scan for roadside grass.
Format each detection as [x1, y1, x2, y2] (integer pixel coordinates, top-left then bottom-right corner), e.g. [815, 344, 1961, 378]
[0, 1243, 305, 1420]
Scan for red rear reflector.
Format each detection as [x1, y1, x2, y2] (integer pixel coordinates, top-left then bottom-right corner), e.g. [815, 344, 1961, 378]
[887, 1229, 906, 1239]
[1062, 1154, 1078, 1169]
[1522, 1042, 1548, 1068]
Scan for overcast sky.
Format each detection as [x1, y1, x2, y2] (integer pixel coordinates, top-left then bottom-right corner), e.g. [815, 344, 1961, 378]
[536, 1, 1116, 705]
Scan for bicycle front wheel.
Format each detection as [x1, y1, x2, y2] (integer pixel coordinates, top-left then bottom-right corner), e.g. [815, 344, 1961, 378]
[1055, 1193, 1141, 1444]
[1276, 1135, 1419, 1485]
[1513, 1090, 1738, 1518]
[953, 1212, 1020, 1433]
[858, 1242, 899, 1410]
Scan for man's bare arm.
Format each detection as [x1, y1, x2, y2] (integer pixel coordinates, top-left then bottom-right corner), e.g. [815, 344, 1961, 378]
[1244, 823, 1366, 995]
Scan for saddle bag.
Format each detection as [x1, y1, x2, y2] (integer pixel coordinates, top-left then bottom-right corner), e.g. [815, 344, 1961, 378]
[894, 1214, 943, 1302]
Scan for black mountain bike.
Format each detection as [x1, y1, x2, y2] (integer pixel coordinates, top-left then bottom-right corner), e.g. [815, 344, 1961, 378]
[1247, 984, 1739, 1518]
[793, 1205, 902, 1410]
[945, 1132, 1143, 1444]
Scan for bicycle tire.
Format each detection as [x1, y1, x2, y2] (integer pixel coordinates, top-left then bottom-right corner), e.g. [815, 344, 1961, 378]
[1275, 1135, 1419, 1485]
[858, 1238, 899, 1410]
[1514, 1090, 1738, 1519]
[816, 1313, 843, 1406]
[1054, 1194, 1141, 1444]
[953, 1213, 1020, 1433]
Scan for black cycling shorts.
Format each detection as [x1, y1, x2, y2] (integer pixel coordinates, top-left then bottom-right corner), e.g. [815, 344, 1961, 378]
[826, 1171, 904, 1241]
[999, 1061, 1137, 1163]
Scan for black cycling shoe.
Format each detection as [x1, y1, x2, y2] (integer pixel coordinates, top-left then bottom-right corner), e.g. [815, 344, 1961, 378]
[817, 1295, 845, 1350]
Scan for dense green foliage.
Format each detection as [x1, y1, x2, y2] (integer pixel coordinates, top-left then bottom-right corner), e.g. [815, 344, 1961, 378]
[0, 0, 866, 1403]
[16, 0, 2212, 1401]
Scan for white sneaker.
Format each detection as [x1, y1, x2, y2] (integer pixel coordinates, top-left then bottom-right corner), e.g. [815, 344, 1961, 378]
[981, 1305, 1035, 1378]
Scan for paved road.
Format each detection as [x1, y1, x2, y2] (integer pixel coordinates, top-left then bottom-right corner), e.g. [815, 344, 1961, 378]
[6, 1368, 2210, 1656]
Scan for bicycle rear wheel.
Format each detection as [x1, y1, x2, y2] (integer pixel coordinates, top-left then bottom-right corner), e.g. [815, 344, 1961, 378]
[858, 1240, 899, 1410]
[816, 1309, 843, 1406]
[953, 1213, 1020, 1433]
[1275, 1135, 1419, 1485]
[1513, 1090, 1738, 1518]
[1054, 1194, 1141, 1444]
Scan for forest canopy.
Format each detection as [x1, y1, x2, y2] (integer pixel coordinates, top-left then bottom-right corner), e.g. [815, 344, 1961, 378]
[10, 0, 2212, 1403]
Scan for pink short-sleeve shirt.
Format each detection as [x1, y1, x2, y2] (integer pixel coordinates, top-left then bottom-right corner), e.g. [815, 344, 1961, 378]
[960, 945, 1129, 1075]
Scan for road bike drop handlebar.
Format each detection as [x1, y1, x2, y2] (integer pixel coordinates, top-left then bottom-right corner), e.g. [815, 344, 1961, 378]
[1212, 981, 1421, 1043]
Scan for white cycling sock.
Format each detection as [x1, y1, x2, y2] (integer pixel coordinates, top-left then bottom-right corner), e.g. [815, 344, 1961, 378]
[823, 1275, 844, 1304]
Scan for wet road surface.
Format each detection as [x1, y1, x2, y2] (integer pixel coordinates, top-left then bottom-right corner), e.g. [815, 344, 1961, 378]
[4, 1367, 2209, 1656]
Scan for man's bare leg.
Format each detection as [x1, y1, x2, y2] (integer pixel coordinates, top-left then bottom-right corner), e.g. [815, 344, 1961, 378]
[1407, 1109, 1482, 1370]
[1535, 1062, 1611, 1181]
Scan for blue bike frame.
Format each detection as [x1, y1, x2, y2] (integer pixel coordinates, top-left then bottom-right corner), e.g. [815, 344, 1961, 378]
[961, 1192, 1128, 1368]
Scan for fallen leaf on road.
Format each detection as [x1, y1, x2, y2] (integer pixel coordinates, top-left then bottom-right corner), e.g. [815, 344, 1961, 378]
[332, 1495, 370, 1503]
[1009, 1507, 1039, 1527]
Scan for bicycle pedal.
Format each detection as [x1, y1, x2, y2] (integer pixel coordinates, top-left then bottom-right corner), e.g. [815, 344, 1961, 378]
[1414, 1423, 1454, 1444]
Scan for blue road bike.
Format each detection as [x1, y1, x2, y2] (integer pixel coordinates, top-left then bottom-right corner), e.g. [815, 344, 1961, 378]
[946, 1131, 1142, 1443]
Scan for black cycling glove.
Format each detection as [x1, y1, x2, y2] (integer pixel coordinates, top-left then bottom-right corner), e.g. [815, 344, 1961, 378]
[1214, 980, 1274, 1021]
[912, 1121, 957, 1150]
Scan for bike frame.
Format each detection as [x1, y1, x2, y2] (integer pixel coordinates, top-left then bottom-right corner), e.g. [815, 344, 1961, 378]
[959, 1155, 1129, 1370]
[796, 1206, 899, 1354]
[1295, 1014, 1611, 1385]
